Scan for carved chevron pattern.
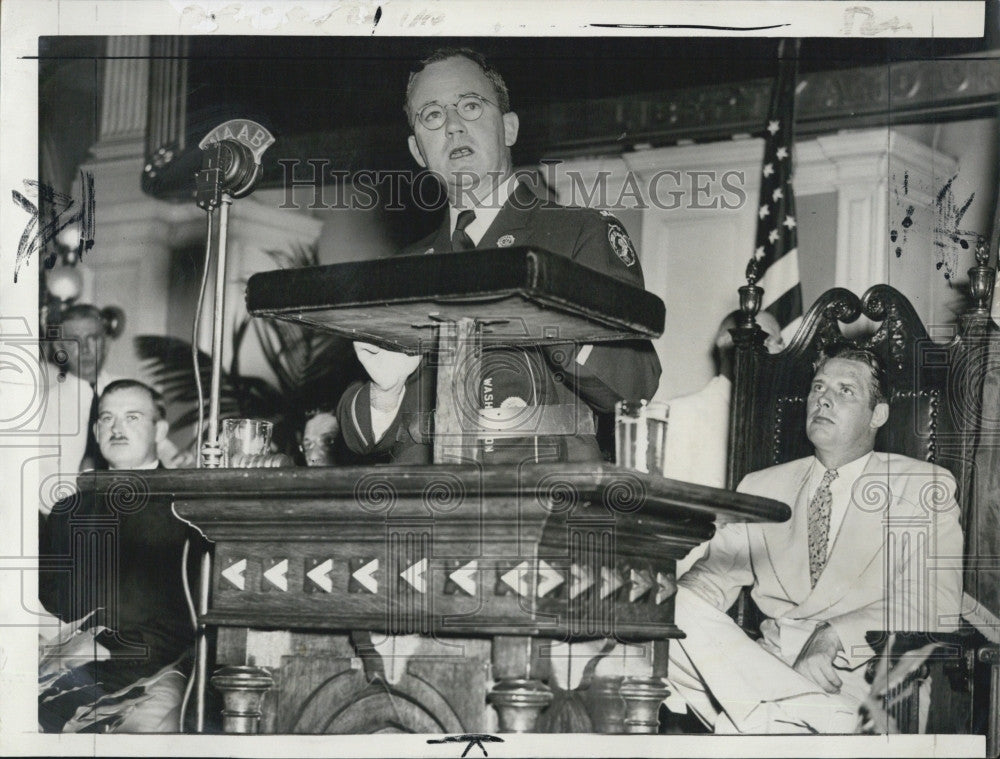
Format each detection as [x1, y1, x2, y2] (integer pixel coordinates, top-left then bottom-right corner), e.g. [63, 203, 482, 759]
[218, 555, 676, 604]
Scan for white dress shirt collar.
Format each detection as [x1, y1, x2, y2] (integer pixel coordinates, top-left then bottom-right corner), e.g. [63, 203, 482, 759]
[112, 458, 160, 471]
[449, 174, 519, 247]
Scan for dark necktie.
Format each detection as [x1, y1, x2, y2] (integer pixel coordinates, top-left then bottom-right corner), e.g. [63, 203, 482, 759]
[452, 209, 476, 252]
[807, 468, 839, 587]
[80, 385, 105, 471]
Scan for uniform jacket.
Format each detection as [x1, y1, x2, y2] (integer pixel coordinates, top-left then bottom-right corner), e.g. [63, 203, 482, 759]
[679, 451, 964, 669]
[339, 180, 662, 464]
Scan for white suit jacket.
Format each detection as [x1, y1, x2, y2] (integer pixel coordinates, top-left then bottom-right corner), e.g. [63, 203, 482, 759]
[679, 451, 964, 668]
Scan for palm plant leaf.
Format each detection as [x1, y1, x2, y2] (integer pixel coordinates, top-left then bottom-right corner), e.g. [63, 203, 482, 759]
[228, 317, 251, 380]
[251, 317, 301, 395]
[136, 239, 364, 458]
[251, 317, 355, 403]
[249, 242, 362, 412]
[230, 375, 286, 421]
[134, 335, 252, 429]
[135, 335, 212, 397]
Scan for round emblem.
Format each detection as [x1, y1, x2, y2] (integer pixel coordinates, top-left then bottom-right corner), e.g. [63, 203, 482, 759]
[607, 222, 637, 267]
[479, 352, 538, 411]
[500, 396, 528, 409]
[496, 234, 515, 248]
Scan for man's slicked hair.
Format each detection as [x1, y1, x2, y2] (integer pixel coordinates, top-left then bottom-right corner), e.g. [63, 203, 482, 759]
[813, 343, 889, 408]
[304, 405, 337, 421]
[100, 379, 167, 421]
[404, 47, 511, 126]
[52, 303, 103, 328]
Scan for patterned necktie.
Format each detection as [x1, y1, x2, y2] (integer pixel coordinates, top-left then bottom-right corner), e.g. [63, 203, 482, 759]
[807, 468, 839, 587]
[451, 209, 476, 251]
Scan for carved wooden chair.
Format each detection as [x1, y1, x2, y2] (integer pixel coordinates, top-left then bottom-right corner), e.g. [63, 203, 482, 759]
[725, 252, 999, 748]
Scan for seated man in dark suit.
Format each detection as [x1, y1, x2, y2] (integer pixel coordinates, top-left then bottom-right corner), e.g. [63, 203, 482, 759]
[38, 380, 201, 732]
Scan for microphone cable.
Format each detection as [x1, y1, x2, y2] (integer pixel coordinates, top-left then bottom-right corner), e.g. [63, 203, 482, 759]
[179, 179, 217, 732]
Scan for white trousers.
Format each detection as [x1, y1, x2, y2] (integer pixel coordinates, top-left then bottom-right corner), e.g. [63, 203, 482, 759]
[667, 587, 868, 734]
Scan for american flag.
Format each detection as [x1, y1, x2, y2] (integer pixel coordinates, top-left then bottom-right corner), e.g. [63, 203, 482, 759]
[752, 44, 803, 335]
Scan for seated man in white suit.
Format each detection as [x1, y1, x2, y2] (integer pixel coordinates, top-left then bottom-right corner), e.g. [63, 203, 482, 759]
[668, 343, 963, 734]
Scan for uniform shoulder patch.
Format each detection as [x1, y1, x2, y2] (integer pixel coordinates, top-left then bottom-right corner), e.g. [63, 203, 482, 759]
[606, 219, 637, 267]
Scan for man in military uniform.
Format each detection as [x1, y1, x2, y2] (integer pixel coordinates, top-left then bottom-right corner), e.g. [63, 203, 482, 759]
[339, 47, 661, 464]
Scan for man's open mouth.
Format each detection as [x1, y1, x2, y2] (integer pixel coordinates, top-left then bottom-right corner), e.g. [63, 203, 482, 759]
[449, 146, 474, 159]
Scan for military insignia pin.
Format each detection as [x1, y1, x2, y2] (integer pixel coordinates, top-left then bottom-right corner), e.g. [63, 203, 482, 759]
[607, 222, 637, 267]
[496, 234, 515, 248]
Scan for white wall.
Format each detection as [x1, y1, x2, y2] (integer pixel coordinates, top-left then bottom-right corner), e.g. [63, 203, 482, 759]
[893, 118, 999, 332]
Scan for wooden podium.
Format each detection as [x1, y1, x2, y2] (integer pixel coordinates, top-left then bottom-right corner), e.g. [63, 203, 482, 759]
[83, 465, 789, 733]
[154, 250, 791, 733]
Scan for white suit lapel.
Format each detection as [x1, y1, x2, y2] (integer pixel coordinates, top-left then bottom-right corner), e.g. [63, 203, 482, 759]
[759, 459, 814, 604]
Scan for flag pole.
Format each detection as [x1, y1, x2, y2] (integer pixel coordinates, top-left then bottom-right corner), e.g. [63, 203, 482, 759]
[745, 37, 804, 339]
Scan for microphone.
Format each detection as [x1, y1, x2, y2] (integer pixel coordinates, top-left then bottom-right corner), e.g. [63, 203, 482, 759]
[196, 119, 275, 208]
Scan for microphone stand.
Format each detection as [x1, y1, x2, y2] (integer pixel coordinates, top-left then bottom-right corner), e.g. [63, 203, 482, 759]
[195, 142, 235, 470]
[191, 144, 232, 733]
[190, 131, 271, 732]
[209, 196, 232, 457]
[204, 196, 232, 470]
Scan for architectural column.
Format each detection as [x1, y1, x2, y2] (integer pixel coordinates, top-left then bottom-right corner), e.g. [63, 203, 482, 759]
[146, 37, 189, 157]
[93, 36, 150, 160]
[804, 131, 956, 323]
[77, 37, 202, 380]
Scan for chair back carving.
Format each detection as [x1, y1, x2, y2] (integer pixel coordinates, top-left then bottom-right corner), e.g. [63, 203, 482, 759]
[726, 284, 962, 492]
